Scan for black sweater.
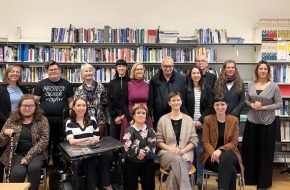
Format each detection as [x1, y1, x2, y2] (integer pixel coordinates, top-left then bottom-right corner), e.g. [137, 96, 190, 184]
[107, 75, 132, 121]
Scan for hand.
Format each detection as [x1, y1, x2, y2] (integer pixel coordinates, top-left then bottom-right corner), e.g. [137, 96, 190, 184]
[114, 115, 125, 125]
[211, 149, 222, 163]
[251, 101, 263, 110]
[4, 129, 14, 137]
[137, 149, 146, 160]
[20, 158, 28, 165]
[170, 147, 183, 156]
[88, 136, 100, 144]
[194, 121, 202, 129]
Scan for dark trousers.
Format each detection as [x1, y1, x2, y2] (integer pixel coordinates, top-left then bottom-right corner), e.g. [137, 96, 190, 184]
[242, 120, 276, 188]
[85, 151, 113, 190]
[10, 155, 46, 190]
[110, 118, 121, 140]
[124, 158, 155, 190]
[46, 115, 64, 167]
[205, 151, 238, 190]
[0, 160, 4, 182]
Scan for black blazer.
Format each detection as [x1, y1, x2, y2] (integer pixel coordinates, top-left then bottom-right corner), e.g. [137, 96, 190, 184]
[185, 86, 213, 123]
[0, 84, 28, 129]
[203, 72, 217, 90]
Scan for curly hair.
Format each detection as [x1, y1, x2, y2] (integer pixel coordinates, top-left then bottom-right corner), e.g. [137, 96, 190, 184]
[69, 97, 91, 127]
[9, 94, 43, 125]
[214, 60, 243, 95]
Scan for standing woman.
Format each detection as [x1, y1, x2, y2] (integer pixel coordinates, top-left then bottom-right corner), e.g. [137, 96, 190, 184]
[108, 59, 131, 140]
[74, 63, 107, 135]
[157, 91, 198, 190]
[242, 60, 282, 189]
[123, 104, 156, 190]
[120, 63, 153, 140]
[0, 65, 28, 182]
[0, 94, 49, 190]
[214, 60, 245, 117]
[201, 96, 243, 190]
[65, 97, 113, 190]
[185, 66, 213, 189]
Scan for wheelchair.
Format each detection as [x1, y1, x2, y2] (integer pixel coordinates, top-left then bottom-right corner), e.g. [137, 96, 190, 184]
[49, 137, 124, 190]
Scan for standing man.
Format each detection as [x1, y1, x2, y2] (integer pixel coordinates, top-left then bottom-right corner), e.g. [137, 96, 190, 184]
[149, 56, 187, 127]
[196, 54, 217, 89]
[33, 61, 74, 167]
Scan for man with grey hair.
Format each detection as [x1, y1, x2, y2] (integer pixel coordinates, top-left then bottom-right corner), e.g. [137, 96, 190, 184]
[196, 54, 217, 89]
[149, 56, 187, 128]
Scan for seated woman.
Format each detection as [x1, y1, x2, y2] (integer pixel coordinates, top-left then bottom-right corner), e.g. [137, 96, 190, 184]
[157, 91, 198, 190]
[200, 96, 244, 190]
[0, 94, 49, 190]
[65, 97, 112, 190]
[123, 104, 156, 190]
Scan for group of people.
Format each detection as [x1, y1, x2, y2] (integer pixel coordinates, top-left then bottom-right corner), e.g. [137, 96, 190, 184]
[0, 55, 282, 190]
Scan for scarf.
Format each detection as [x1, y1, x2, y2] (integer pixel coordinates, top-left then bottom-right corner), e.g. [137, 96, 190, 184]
[225, 74, 236, 83]
[82, 80, 98, 102]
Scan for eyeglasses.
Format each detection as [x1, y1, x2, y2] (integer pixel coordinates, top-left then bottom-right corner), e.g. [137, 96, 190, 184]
[48, 68, 59, 72]
[162, 65, 174, 69]
[21, 105, 35, 109]
[135, 68, 144, 71]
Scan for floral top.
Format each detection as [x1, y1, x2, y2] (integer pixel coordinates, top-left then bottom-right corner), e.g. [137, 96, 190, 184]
[74, 81, 107, 125]
[123, 124, 156, 162]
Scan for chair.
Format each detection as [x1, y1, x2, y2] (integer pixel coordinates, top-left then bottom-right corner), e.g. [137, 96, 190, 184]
[201, 169, 244, 190]
[159, 165, 196, 190]
[3, 166, 48, 190]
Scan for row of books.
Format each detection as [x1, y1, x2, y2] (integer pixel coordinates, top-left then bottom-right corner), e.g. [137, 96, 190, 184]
[50, 25, 235, 45]
[0, 45, 217, 63]
[0, 66, 196, 84]
[261, 42, 290, 61]
[259, 19, 290, 40]
[136, 47, 216, 63]
[51, 25, 158, 43]
[194, 28, 228, 44]
[271, 65, 290, 83]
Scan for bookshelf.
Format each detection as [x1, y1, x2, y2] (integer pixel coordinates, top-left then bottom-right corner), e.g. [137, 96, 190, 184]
[0, 40, 261, 84]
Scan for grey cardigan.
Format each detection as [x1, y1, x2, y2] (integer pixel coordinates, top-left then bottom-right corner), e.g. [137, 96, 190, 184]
[245, 81, 282, 125]
[156, 113, 198, 162]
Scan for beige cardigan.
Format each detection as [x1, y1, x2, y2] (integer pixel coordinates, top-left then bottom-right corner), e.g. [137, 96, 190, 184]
[156, 113, 198, 162]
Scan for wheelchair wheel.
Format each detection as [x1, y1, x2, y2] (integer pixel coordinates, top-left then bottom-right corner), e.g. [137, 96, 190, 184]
[59, 181, 73, 190]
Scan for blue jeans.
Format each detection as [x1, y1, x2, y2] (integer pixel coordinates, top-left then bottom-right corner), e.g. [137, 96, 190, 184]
[194, 129, 204, 184]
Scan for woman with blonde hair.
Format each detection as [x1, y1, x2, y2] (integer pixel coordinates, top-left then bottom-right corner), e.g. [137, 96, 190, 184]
[74, 63, 107, 135]
[120, 63, 153, 140]
[0, 65, 28, 181]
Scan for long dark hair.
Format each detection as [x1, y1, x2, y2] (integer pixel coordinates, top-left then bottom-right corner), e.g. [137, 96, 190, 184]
[10, 94, 43, 124]
[69, 97, 91, 127]
[187, 66, 204, 92]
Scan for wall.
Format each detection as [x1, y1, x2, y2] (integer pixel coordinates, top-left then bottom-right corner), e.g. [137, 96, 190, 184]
[1, 0, 290, 41]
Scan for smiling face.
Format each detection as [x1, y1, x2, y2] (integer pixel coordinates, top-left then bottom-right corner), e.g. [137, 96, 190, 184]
[213, 101, 228, 115]
[161, 60, 174, 78]
[82, 67, 94, 81]
[168, 95, 182, 111]
[47, 64, 61, 81]
[7, 66, 21, 84]
[116, 65, 127, 77]
[257, 63, 269, 80]
[73, 99, 87, 118]
[20, 99, 36, 118]
[191, 67, 201, 83]
[133, 108, 147, 124]
[225, 62, 236, 77]
[134, 64, 144, 80]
